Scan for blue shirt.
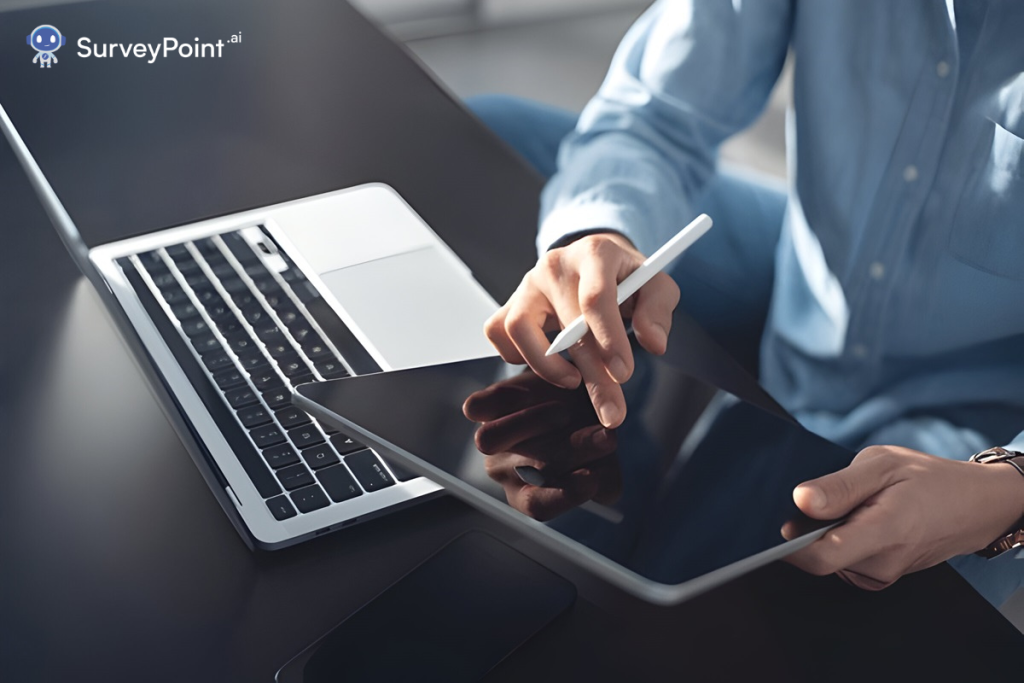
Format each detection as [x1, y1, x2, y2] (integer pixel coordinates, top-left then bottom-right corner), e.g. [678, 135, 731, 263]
[537, 0, 1024, 603]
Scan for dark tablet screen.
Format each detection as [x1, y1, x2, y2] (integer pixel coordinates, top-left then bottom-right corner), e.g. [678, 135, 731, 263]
[296, 328, 853, 588]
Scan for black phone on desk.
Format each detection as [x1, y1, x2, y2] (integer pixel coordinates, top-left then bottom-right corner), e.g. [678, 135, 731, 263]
[276, 531, 576, 682]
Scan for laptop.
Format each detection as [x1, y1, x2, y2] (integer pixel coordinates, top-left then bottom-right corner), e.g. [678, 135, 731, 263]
[293, 325, 855, 605]
[0, 102, 500, 549]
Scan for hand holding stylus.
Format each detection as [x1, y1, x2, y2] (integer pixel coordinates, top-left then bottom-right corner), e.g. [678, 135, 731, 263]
[484, 215, 710, 428]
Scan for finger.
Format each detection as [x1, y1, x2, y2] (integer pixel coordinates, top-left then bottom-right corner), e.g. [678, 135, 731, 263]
[508, 469, 601, 521]
[510, 424, 617, 472]
[631, 273, 680, 355]
[588, 454, 623, 505]
[568, 335, 627, 428]
[793, 452, 899, 520]
[836, 568, 897, 591]
[483, 305, 525, 364]
[784, 518, 887, 577]
[503, 288, 582, 389]
[474, 401, 571, 454]
[576, 254, 635, 383]
[463, 371, 568, 422]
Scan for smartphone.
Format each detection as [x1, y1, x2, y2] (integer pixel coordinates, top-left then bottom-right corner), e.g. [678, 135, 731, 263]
[276, 531, 577, 682]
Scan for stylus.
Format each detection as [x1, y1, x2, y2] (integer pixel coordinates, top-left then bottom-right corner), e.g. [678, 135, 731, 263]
[544, 214, 713, 357]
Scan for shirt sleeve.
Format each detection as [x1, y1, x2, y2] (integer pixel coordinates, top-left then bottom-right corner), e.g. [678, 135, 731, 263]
[538, 0, 794, 256]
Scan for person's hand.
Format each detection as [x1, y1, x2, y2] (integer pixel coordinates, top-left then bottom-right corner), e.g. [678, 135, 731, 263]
[463, 370, 621, 521]
[784, 445, 1024, 590]
[484, 232, 680, 429]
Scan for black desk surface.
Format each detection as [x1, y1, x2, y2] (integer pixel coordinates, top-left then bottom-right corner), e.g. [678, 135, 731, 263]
[1, 1, 1021, 680]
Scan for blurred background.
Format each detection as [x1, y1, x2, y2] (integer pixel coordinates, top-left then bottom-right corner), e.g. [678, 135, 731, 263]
[0, 0, 789, 177]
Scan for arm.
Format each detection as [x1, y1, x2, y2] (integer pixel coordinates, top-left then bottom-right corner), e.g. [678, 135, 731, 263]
[486, 0, 794, 426]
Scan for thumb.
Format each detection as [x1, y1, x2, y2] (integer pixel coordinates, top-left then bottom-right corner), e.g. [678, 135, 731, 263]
[793, 455, 891, 519]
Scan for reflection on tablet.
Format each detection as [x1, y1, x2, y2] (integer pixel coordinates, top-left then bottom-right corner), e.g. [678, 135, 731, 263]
[295, 331, 855, 601]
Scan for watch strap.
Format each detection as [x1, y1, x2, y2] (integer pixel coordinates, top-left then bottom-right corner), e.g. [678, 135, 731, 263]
[970, 447, 1024, 559]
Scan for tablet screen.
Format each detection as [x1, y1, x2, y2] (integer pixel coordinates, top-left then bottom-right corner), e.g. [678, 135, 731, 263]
[296, 330, 853, 589]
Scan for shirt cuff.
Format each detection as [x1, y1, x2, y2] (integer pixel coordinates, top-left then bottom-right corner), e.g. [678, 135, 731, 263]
[537, 202, 657, 257]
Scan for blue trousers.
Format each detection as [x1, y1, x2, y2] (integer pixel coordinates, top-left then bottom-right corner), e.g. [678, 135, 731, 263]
[467, 94, 787, 373]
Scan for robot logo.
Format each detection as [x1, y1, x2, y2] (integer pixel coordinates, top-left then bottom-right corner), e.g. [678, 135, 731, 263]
[26, 25, 66, 69]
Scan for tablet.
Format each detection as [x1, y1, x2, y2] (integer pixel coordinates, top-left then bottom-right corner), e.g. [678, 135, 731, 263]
[294, 327, 853, 605]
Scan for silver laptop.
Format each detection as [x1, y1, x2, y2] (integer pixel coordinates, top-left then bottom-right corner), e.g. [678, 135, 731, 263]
[0, 102, 499, 549]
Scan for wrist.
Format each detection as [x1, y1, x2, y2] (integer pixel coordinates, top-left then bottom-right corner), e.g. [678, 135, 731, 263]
[970, 460, 1024, 554]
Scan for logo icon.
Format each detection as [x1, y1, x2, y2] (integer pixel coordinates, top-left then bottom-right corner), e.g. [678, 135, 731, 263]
[27, 25, 66, 69]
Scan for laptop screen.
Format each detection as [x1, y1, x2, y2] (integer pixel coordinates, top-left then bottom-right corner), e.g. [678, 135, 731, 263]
[295, 326, 854, 589]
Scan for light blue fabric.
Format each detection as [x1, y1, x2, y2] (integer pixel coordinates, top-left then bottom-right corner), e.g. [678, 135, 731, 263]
[469, 0, 1024, 607]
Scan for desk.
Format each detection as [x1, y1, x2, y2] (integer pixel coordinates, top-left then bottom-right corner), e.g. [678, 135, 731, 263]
[0, 1, 1021, 680]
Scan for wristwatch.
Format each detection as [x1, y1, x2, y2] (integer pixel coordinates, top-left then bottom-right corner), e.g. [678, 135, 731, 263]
[969, 447, 1024, 558]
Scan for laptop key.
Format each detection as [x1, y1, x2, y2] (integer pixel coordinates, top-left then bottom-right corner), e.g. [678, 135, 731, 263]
[225, 386, 258, 409]
[290, 373, 315, 387]
[225, 331, 257, 355]
[279, 355, 311, 378]
[171, 302, 200, 320]
[165, 244, 190, 260]
[314, 359, 349, 379]
[253, 323, 282, 341]
[301, 338, 332, 359]
[221, 277, 250, 295]
[237, 350, 267, 371]
[237, 404, 272, 429]
[203, 352, 235, 373]
[181, 317, 210, 337]
[162, 287, 190, 305]
[213, 367, 246, 390]
[302, 444, 339, 470]
[263, 443, 300, 469]
[194, 237, 220, 256]
[277, 463, 314, 491]
[288, 426, 324, 449]
[266, 495, 297, 521]
[174, 257, 200, 275]
[265, 341, 293, 358]
[381, 456, 417, 482]
[249, 367, 284, 391]
[191, 334, 223, 355]
[222, 232, 260, 264]
[290, 485, 330, 513]
[293, 280, 319, 304]
[150, 272, 178, 289]
[345, 450, 395, 492]
[330, 434, 365, 456]
[251, 423, 286, 449]
[204, 301, 233, 322]
[262, 388, 292, 410]
[276, 406, 311, 429]
[317, 464, 362, 503]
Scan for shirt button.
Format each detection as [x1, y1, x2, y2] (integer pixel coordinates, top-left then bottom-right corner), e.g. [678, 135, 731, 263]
[869, 262, 885, 280]
[903, 165, 919, 182]
[851, 344, 869, 359]
[936, 60, 950, 78]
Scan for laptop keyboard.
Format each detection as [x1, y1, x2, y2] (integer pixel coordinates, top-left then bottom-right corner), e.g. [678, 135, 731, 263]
[120, 227, 415, 523]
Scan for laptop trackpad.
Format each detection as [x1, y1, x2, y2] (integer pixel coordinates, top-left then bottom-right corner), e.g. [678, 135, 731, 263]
[318, 247, 499, 370]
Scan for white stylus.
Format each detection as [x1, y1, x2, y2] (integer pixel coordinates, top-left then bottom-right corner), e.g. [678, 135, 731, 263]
[544, 213, 713, 357]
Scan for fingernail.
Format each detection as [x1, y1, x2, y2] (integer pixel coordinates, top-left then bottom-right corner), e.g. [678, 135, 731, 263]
[650, 324, 668, 351]
[597, 403, 620, 428]
[798, 485, 827, 511]
[608, 356, 629, 383]
[558, 372, 581, 389]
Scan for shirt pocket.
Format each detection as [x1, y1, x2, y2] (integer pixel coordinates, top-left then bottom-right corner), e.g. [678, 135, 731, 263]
[948, 121, 1024, 279]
